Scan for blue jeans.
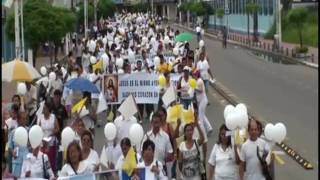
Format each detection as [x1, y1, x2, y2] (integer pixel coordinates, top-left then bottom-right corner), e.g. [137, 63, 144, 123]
[203, 79, 209, 94]
[180, 98, 192, 109]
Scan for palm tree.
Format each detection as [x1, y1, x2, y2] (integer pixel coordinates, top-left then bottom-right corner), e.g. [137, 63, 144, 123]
[216, 8, 225, 31]
[245, 1, 260, 42]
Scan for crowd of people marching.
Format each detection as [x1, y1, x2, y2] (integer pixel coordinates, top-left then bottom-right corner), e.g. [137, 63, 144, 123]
[2, 11, 273, 180]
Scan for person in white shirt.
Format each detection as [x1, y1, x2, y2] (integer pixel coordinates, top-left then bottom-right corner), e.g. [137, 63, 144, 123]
[239, 119, 271, 180]
[208, 124, 240, 180]
[115, 138, 141, 179]
[192, 70, 213, 134]
[142, 111, 173, 174]
[114, 114, 138, 144]
[80, 130, 99, 172]
[4, 104, 19, 131]
[138, 139, 168, 180]
[196, 52, 214, 94]
[196, 25, 201, 42]
[59, 141, 91, 177]
[21, 144, 55, 179]
[37, 102, 60, 172]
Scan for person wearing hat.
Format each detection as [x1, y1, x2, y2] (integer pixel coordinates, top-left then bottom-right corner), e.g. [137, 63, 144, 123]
[177, 66, 193, 109]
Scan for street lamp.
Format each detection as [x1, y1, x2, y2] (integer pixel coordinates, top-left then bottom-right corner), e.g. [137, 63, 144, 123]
[84, 0, 88, 39]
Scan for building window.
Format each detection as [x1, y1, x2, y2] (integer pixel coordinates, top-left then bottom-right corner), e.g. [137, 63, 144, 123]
[269, 0, 273, 15]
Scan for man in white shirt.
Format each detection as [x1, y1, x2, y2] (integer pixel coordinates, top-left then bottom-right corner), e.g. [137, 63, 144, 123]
[24, 82, 37, 125]
[114, 114, 138, 144]
[239, 120, 271, 180]
[4, 104, 19, 131]
[138, 139, 168, 180]
[196, 25, 201, 42]
[142, 112, 173, 173]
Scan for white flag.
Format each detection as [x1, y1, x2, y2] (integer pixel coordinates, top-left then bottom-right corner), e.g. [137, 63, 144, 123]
[36, 101, 45, 117]
[117, 94, 137, 120]
[162, 86, 176, 107]
[100, 145, 108, 169]
[96, 92, 108, 114]
[79, 107, 89, 118]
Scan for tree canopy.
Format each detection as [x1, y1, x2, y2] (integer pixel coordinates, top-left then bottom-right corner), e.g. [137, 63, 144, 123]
[5, 0, 76, 63]
[97, 0, 116, 19]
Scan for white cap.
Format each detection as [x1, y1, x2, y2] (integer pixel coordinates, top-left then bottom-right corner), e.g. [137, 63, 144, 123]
[183, 66, 192, 72]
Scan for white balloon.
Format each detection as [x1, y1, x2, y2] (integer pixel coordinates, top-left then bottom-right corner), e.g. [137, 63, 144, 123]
[49, 72, 56, 81]
[173, 47, 179, 56]
[225, 112, 238, 130]
[236, 103, 247, 114]
[235, 103, 248, 128]
[14, 127, 28, 146]
[17, 82, 27, 95]
[273, 123, 287, 143]
[116, 58, 124, 68]
[264, 123, 275, 141]
[154, 56, 160, 66]
[29, 125, 44, 148]
[61, 127, 75, 149]
[90, 56, 97, 64]
[40, 66, 47, 76]
[223, 105, 235, 120]
[129, 123, 144, 146]
[118, 69, 124, 74]
[199, 40, 205, 47]
[104, 123, 117, 141]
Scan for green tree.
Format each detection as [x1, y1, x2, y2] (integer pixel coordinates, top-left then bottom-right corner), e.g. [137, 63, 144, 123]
[287, 7, 308, 48]
[5, 0, 76, 66]
[216, 8, 225, 30]
[97, 0, 116, 19]
[245, 1, 260, 42]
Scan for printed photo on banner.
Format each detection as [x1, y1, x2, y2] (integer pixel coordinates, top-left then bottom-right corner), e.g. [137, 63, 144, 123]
[104, 75, 118, 103]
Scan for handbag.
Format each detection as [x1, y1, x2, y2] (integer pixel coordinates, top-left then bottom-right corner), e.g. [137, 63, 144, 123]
[42, 155, 50, 179]
[256, 146, 272, 180]
[194, 140, 207, 180]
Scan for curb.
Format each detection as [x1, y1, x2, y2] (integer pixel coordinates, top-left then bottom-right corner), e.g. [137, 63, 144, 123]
[174, 23, 318, 70]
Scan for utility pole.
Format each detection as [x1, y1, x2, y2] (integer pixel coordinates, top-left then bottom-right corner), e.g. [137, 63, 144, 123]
[94, 0, 97, 26]
[14, 0, 21, 60]
[151, 0, 154, 17]
[84, 0, 88, 39]
[224, 0, 229, 35]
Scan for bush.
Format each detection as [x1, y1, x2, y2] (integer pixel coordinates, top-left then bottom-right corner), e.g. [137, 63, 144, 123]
[295, 46, 309, 54]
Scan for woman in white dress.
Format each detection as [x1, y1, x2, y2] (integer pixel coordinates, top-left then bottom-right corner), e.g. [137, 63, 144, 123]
[196, 52, 214, 94]
[59, 141, 91, 178]
[37, 102, 60, 172]
[80, 130, 99, 172]
[208, 124, 240, 180]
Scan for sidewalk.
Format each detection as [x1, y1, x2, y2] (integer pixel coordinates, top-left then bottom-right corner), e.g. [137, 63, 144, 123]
[175, 22, 318, 68]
